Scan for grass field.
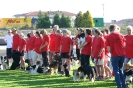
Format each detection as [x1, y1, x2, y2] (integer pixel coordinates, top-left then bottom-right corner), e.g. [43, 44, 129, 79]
[0, 68, 117, 88]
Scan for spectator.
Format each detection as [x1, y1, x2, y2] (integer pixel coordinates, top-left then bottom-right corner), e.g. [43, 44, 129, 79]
[10, 28, 20, 70]
[80, 29, 92, 66]
[4, 29, 13, 66]
[40, 29, 50, 68]
[49, 25, 59, 64]
[18, 33, 26, 70]
[106, 24, 126, 88]
[124, 26, 133, 64]
[32, 31, 43, 65]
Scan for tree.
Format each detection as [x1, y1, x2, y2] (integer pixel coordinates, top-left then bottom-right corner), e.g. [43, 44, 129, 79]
[52, 13, 60, 26]
[36, 10, 44, 28]
[42, 13, 51, 28]
[36, 11, 51, 28]
[60, 14, 71, 28]
[82, 10, 94, 27]
[75, 11, 83, 27]
[66, 16, 71, 28]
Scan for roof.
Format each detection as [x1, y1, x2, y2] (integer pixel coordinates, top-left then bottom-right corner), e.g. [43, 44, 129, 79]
[14, 11, 76, 17]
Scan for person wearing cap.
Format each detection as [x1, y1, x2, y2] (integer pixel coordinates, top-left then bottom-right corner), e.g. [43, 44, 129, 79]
[60, 29, 72, 74]
[28, 30, 36, 66]
[49, 25, 59, 64]
[40, 29, 50, 68]
[10, 28, 20, 70]
[32, 31, 43, 65]
[18, 33, 27, 70]
[4, 29, 13, 66]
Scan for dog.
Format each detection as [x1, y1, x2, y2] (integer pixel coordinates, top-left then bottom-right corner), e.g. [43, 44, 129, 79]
[78, 64, 96, 82]
[77, 33, 85, 51]
[63, 63, 70, 77]
[73, 69, 82, 82]
[48, 60, 59, 75]
[25, 61, 42, 74]
[124, 69, 133, 88]
[0, 56, 9, 70]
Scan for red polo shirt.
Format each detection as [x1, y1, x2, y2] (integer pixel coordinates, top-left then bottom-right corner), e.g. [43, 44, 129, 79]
[93, 37, 105, 59]
[12, 34, 20, 50]
[124, 35, 133, 58]
[60, 36, 72, 53]
[81, 35, 92, 55]
[106, 32, 125, 57]
[28, 36, 36, 50]
[41, 35, 50, 52]
[55, 35, 62, 53]
[18, 38, 27, 52]
[49, 33, 56, 52]
[34, 37, 43, 54]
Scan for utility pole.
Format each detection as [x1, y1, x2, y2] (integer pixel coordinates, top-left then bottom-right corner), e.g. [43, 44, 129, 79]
[102, 4, 104, 18]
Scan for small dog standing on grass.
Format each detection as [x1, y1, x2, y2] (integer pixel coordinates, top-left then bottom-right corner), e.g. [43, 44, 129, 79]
[0, 56, 9, 70]
[73, 69, 82, 82]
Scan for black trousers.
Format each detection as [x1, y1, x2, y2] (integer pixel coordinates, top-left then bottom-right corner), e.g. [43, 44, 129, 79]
[10, 50, 20, 70]
[42, 52, 49, 67]
[80, 54, 90, 66]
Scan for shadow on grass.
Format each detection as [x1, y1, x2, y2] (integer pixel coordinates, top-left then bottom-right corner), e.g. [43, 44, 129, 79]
[0, 70, 116, 88]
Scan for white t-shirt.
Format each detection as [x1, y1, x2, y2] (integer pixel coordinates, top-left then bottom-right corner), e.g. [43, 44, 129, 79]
[4, 34, 13, 48]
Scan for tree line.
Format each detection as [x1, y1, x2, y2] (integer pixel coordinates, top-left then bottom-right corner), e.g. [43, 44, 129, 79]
[36, 10, 94, 28]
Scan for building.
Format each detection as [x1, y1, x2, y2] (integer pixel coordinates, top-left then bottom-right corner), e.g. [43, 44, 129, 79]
[0, 18, 32, 28]
[14, 11, 76, 27]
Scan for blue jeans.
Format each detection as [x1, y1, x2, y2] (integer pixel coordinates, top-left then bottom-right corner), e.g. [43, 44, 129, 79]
[111, 56, 126, 88]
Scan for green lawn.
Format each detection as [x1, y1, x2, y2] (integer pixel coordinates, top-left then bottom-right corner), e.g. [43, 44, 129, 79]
[0, 69, 117, 88]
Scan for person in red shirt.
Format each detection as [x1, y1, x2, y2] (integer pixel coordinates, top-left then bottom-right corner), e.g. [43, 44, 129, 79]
[40, 29, 50, 67]
[32, 31, 43, 65]
[93, 29, 105, 80]
[106, 24, 126, 88]
[101, 30, 112, 79]
[55, 29, 62, 72]
[10, 28, 20, 70]
[49, 25, 59, 64]
[28, 30, 36, 66]
[18, 33, 27, 70]
[124, 26, 133, 64]
[25, 33, 31, 66]
[79, 29, 92, 66]
[60, 29, 72, 74]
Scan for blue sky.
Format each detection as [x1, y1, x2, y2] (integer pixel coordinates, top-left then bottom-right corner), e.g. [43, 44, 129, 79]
[1, 0, 133, 22]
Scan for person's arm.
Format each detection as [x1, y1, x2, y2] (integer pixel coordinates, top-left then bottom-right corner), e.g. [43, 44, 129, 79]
[107, 46, 111, 53]
[40, 42, 48, 50]
[98, 47, 104, 57]
[22, 45, 26, 52]
[80, 42, 87, 48]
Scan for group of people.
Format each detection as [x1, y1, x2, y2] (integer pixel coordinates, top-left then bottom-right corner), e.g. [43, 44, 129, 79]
[4, 24, 133, 88]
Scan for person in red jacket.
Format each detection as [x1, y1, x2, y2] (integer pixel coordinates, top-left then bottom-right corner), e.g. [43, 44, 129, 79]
[40, 29, 50, 68]
[28, 30, 36, 66]
[10, 28, 20, 70]
[49, 25, 59, 64]
[18, 33, 26, 70]
[79, 29, 92, 66]
[106, 24, 126, 88]
[60, 29, 72, 74]
[32, 31, 43, 65]
[124, 26, 133, 64]
[93, 29, 105, 80]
